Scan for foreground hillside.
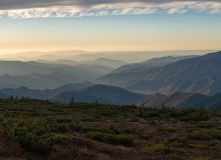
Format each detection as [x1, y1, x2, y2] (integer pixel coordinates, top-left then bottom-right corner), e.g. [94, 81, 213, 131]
[0, 98, 221, 159]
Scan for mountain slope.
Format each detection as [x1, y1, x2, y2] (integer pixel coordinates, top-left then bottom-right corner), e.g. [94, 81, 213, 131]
[111, 55, 197, 74]
[85, 58, 128, 68]
[136, 92, 221, 110]
[0, 81, 94, 99]
[0, 92, 7, 98]
[96, 51, 221, 95]
[49, 84, 146, 105]
[38, 58, 127, 69]
[0, 61, 113, 89]
[0, 61, 113, 77]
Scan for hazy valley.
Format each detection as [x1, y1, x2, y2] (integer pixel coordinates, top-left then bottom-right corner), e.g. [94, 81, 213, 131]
[0, 50, 221, 109]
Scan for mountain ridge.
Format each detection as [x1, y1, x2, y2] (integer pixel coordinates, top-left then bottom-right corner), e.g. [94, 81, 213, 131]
[137, 92, 221, 110]
[0, 81, 94, 100]
[96, 51, 221, 95]
[49, 84, 146, 105]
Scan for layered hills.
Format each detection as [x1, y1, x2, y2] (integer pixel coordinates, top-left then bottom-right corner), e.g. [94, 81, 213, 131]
[37, 58, 127, 68]
[0, 50, 211, 63]
[111, 55, 197, 74]
[96, 51, 221, 95]
[0, 61, 113, 89]
[49, 84, 146, 105]
[0, 83, 145, 105]
[0, 81, 94, 100]
[137, 92, 221, 109]
[1, 51, 221, 108]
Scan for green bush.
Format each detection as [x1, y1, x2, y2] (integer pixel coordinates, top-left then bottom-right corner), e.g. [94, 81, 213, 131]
[69, 123, 111, 134]
[56, 118, 72, 123]
[81, 116, 102, 122]
[157, 126, 178, 134]
[193, 122, 215, 128]
[2, 118, 70, 155]
[178, 109, 210, 122]
[87, 132, 134, 146]
[143, 143, 171, 154]
[190, 129, 221, 141]
[139, 110, 161, 118]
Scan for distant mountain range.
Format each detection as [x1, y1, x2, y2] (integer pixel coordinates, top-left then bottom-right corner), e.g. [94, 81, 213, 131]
[0, 81, 94, 100]
[0, 61, 113, 89]
[49, 84, 146, 105]
[38, 58, 128, 68]
[0, 60, 113, 76]
[0, 50, 213, 63]
[1, 50, 221, 108]
[137, 92, 221, 110]
[111, 55, 198, 74]
[96, 51, 221, 95]
[0, 93, 7, 99]
[0, 83, 145, 105]
[1, 82, 221, 109]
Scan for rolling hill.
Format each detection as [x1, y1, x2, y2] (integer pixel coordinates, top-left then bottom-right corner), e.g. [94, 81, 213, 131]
[0, 61, 113, 77]
[111, 55, 197, 74]
[136, 92, 221, 110]
[49, 84, 146, 105]
[85, 58, 128, 68]
[96, 51, 221, 95]
[0, 81, 94, 100]
[0, 61, 113, 89]
[37, 58, 127, 68]
[0, 92, 7, 98]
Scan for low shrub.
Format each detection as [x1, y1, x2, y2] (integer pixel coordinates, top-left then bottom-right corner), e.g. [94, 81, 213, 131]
[143, 143, 171, 154]
[87, 132, 134, 146]
[189, 129, 221, 141]
[2, 118, 70, 155]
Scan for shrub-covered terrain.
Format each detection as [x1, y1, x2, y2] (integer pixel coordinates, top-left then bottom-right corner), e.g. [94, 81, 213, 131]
[0, 97, 221, 159]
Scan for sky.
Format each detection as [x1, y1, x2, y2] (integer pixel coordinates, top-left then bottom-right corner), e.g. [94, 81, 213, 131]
[0, 0, 221, 54]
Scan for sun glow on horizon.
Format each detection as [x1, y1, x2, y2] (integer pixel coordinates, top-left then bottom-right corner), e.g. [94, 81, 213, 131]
[0, 1, 220, 55]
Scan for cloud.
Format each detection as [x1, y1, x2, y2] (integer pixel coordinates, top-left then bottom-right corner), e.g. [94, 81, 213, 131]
[0, 0, 221, 10]
[0, 1, 221, 18]
[210, 9, 221, 13]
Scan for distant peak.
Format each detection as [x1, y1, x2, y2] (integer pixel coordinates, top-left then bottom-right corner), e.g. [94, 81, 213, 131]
[17, 86, 29, 90]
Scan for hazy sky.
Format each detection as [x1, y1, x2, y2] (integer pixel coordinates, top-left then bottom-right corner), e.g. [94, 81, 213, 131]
[0, 0, 221, 54]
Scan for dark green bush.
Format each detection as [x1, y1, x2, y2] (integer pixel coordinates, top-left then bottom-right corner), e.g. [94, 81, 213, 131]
[190, 129, 221, 141]
[70, 123, 111, 134]
[193, 122, 215, 128]
[143, 143, 171, 154]
[56, 118, 72, 123]
[178, 109, 210, 122]
[87, 132, 134, 146]
[81, 116, 102, 122]
[2, 118, 70, 155]
[138, 110, 161, 118]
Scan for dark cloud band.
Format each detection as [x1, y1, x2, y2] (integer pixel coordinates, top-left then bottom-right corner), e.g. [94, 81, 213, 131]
[0, 0, 220, 10]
